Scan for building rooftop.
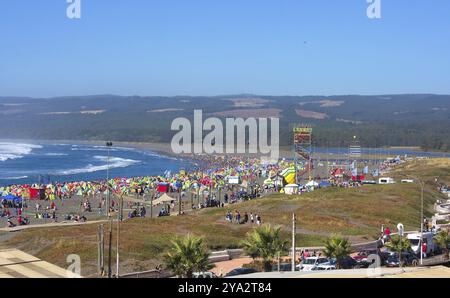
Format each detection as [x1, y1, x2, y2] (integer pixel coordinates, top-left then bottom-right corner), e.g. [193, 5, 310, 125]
[0, 249, 80, 278]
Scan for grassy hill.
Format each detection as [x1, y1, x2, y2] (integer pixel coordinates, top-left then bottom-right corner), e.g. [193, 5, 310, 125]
[2, 158, 448, 276]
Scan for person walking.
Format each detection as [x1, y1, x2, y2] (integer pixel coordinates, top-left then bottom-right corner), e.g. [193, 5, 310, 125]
[243, 212, 248, 224]
[422, 241, 428, 258]
[250, 212, 254, 224]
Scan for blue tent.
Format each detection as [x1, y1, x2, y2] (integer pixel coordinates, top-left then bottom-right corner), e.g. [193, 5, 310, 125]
[319, 181, 331, 188]
[1, 194, 22, 201]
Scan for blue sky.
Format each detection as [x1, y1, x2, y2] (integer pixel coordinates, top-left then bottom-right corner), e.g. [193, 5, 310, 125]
[0, 0, 449, 97]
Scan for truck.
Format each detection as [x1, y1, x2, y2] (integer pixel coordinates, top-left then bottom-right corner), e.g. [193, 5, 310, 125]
[407, 232, 436, 256]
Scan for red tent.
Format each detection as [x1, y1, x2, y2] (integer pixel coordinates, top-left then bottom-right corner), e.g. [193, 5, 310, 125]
[157, 183, 169, 193]
[351, 175, 365, 181]
[331, 168, 345, 177]
[29, 188, 40, 199]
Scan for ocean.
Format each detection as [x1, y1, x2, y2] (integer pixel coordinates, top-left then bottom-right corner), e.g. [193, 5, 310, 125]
[0, 141, 192, 186]
[0, 141, 448, 186]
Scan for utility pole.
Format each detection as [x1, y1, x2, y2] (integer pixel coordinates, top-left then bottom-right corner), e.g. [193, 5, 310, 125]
[105, 141, 113, 217]
[400, 174, 424, 265]
[107, 217, 113, 278]
[292, 213, 296, 272]
[420, 179, 424, 266]
[97, 224, 104, 276]
[178, 190, 182, 215]
[116, 193, 122, 278]
[277, 251, 280, 272]
[150, 190, 153, 218]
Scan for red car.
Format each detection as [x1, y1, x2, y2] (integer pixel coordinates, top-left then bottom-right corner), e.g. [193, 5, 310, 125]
[352, 249, 389, 264]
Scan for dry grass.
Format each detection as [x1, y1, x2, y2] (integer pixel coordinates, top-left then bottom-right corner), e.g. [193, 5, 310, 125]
[3, 159, 448, 276]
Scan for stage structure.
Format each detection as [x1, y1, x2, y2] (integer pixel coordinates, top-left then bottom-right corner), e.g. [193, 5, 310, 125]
[348, 135, 364, 181]
[293, 126, 313, 183]
[349, 135, 362, 159]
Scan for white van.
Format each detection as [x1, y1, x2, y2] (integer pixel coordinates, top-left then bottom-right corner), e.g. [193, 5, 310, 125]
[379, 177, 395, 184]
[407, 232, 436, 255]
[401, 179, 414, 183]
[297, 257, 329, 271]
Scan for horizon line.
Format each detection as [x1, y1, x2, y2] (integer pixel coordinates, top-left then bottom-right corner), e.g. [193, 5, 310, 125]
[1, 92, 449, 100]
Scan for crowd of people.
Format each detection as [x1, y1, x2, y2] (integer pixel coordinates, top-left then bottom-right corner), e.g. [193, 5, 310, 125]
[1, 153, 395, 228]
[225, 210, 262, 225]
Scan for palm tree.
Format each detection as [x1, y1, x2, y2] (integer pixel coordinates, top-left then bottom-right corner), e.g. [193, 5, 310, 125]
[434, 229, 450, 259]
[323, 234, 352, 269]
[241, 224, 288, 272]
[385, 235, 411, 267]
[164, 234, 214, 278]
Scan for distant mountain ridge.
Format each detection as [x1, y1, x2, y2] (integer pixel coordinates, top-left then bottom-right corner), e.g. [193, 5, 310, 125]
[0, 94, 449, 151]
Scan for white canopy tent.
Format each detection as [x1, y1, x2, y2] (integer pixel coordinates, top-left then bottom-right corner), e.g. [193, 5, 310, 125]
[284, 184, 299, 195]
[152, 193, 175, 206]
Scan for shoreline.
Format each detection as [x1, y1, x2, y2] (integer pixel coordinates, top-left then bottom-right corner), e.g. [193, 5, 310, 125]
[1, 139, 448, 159]
[0, 138, 177, 158]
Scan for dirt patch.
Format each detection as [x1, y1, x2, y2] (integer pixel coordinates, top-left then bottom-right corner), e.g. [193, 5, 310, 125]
[223, 98, 270, 108]
[295, 109, 328, 119]
[299, 100, 345, 107]
[212, 108, 282, 118]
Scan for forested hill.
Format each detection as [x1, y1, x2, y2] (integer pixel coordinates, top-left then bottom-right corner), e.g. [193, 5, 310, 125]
[0, 94, 449, 150]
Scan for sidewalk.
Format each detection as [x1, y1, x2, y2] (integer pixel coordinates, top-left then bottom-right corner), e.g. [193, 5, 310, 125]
[0, 219, 108, 232]
[210, 257, 253, 277]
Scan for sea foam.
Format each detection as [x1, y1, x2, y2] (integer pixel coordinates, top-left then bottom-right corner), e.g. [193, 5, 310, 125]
[0, 142, 42, 162]
[57, 155, 141, 175]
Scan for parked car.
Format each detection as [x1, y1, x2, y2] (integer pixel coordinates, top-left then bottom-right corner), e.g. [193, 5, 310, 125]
[312, 264, 336, 271]
[271, 263, 297, 272]
[297, 257, 330, 271]
[352, 249, 390, 265]
[339, 256, 359, 269]
[385, 252, 419, 267]
[224, 267, 257, 277]
[193, 272, 217, 278]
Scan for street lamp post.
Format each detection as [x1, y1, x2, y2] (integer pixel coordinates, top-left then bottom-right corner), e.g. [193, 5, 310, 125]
[106, 141, 113, 217]
[399, 173, 424, 265]
[419, 179, 424, 266]
[292, 213, 296, 272]
[116, 192, 123, 278]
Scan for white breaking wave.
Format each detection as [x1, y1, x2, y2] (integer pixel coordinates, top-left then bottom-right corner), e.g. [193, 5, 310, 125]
[57, 155, 140, 175]
[1, 176, 28, 180]
[44, 153, 69, 156]
[0, 142, 42, 162]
